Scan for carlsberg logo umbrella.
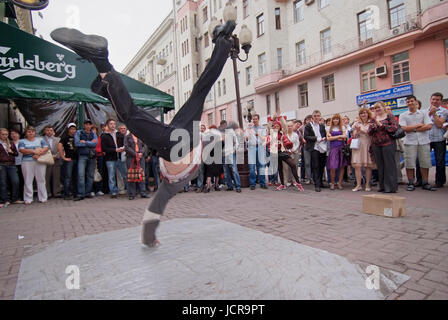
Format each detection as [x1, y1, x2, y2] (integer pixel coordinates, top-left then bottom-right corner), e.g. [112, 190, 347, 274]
[0, 46, 77, 81]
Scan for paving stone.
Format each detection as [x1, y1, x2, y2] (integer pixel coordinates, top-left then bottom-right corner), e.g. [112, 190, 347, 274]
[399, 290, 427, 300]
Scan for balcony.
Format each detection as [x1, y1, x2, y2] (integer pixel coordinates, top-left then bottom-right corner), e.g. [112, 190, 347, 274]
[420, 0, 448, 32]
[254, 70, 284, 93]
[280, 12, 424, 84]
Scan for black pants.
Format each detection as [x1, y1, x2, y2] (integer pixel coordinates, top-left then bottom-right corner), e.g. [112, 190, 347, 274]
[372, 142, 398, 192]
[310, 150, 327, 187]
[278, 152, 300, 185]
[430, 140, 446, 187]
[91, 36, 232, 162]
[91, 36, 232, 215]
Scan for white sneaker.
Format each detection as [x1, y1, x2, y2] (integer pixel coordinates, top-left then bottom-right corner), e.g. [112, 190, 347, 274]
[118, 190, 127, 195]
[90, 192, 95, 197]
[96, 191, 104, 196]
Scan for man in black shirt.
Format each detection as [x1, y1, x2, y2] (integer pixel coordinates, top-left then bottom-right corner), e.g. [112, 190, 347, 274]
[58, 123, 78, 200]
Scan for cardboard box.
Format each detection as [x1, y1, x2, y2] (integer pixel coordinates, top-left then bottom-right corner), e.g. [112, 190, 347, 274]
[362, 194, 406, 218]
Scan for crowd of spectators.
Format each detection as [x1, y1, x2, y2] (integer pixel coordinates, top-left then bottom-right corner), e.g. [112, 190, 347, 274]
[0, 92, 446, 207]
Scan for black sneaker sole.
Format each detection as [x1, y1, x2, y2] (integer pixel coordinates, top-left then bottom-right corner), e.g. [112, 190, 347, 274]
[50, 28, 108, 60]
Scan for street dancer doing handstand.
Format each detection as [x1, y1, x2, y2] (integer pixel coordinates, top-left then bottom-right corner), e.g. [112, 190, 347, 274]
[51, 21, 236, 247]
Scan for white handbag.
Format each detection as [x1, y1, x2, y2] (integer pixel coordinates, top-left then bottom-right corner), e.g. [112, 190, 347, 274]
[350, 138, 360, 149]
[36, 149, 55, 165]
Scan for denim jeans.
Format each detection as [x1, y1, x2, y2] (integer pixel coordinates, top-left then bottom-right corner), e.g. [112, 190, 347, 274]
[223, 153, 241, 189]
[105, 160, 118, 195]
[248, 146, 266, 187]
[77, 155, 95, 197]
[196, 162, 205, 189]
[117, 160, 128, 192]
[62, 159, 77, 197]
[0, 165, 19, 203]
[430, 140, 446, 186]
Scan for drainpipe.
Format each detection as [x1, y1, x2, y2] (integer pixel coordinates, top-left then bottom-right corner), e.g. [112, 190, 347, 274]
[416, 0, 422, 15]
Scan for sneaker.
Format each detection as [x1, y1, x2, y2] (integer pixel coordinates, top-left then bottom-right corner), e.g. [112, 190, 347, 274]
[406, 184, 415, 191]
[118, 190, 127, 195]
[250, 185, 256, 190]
[274, 183, 280, 187]
[50, 28, 109, 63]
[96, 191, 104, 196]
[422, 183, 437, 191]
[276, 185, 287, 191]
[11, 200, 24, 204]
[268, 183, 272, 187]
[73, 197, 84, 201]
[293, 181, 305, 192]
[260, 185, 268, 189]
[111, 194, 118, 199]
[140, 194, 150, 198]
[236, 188, 242, 193]
[212, 20, 236, 43]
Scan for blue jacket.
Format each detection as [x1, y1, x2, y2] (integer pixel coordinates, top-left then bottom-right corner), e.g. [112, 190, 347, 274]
[74, 130, 97, 156]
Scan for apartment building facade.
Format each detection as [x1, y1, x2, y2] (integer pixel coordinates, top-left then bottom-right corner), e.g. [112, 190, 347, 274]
[124, 0, 448, 126]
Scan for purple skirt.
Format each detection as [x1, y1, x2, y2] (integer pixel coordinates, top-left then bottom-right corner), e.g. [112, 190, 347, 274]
[327, 145, 348, 169]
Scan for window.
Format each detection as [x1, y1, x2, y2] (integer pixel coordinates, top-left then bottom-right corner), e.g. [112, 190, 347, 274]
[275, 8, 281, 30]
[195, 37, 199, 52]
[222, 78, 226, 95]
[213, 0, 217, 13]
[388, 0, 405, 29]
[358, 10, 373, 42]
[319, 0, 329, 9]
[207, 113, 214, 127]
[257, 14, 265, 37]
[194, 14, 197, 27]
[204, 32, 209, 48]
[170, 42, 173, 53]
[275, 92, 280, 110]
[322, 74, 335, 101]
[320, 28, 331, 55]
[243, 0, 249, 18]
[196, 64, 199, 77]
[392, 51, 410, 84]
[293, 0, 304, 23]
[277, 48, 283, 70]
[246, 66, 252, 85]
[298, 83, 308, 108]
[360, 62, 376, 92]
[258, 53, 266, 76]
[220, 109, 227, 121]
[218, 81, 221, 96]
[296, 40, 306, 66]
[266, 95, 271, 115]
[203, 6, 208, 23]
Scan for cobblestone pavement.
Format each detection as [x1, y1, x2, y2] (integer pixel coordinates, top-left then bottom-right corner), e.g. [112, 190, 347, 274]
[1, 179, 447, 300]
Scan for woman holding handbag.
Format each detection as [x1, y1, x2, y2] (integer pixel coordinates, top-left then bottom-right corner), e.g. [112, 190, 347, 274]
[351, 108, 376, 192]
[18, 126, 49, 204]
[124, 132, 149, 200]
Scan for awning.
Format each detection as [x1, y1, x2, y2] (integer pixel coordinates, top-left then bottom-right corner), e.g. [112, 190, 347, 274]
[0, 21, 174, 110]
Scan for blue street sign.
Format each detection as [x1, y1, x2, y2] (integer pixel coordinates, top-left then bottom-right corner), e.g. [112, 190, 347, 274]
[356, 84, 413, 105]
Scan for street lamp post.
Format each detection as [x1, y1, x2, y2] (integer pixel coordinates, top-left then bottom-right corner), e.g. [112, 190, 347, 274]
[216, 1, 254, 187]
